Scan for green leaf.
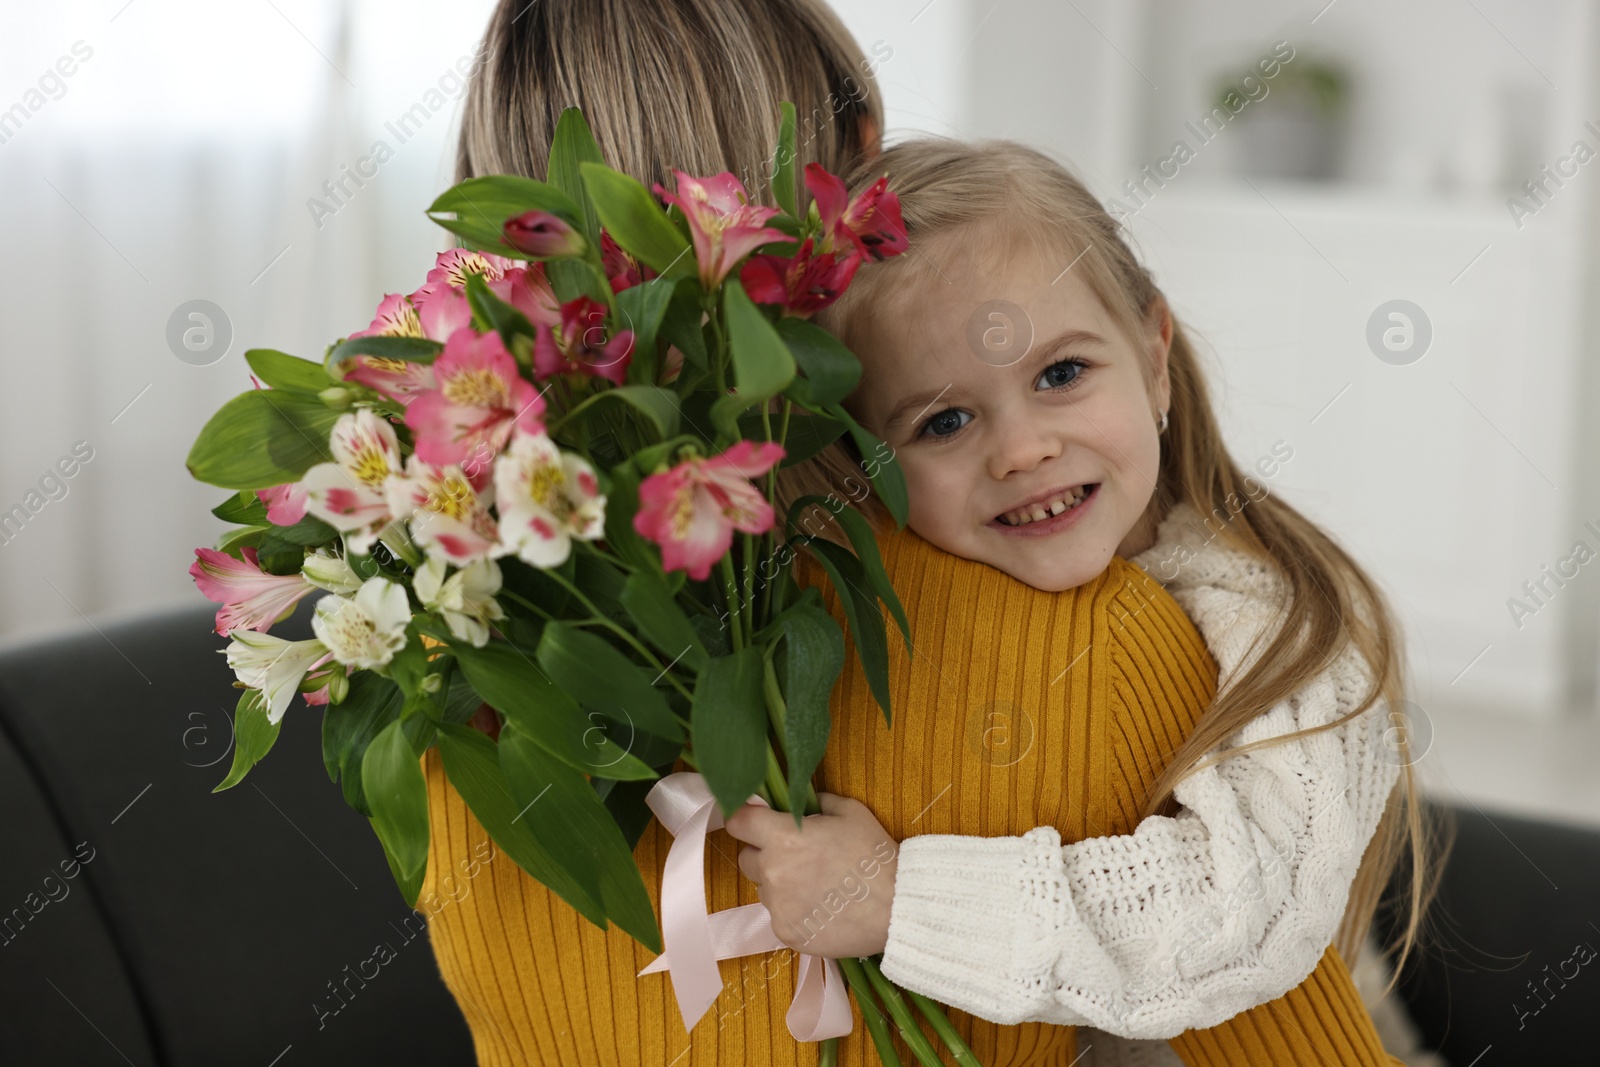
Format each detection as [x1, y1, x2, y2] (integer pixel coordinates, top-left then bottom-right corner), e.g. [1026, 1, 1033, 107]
[777, 318, 862, 409]
[792, 531, 894, 726]
[446, 638, 658, 779]
[711, 280, 797, 436]
[560, 384, 680, 440]
[325, 335, 443, 377]
[537, 623, 685, 743]
[426, 176, 583, 259]
[186, 389, 342, 491]
[246, 349, 332, 394]
[600, 463, 659, 574]
[215, 525, 265, 555]
[790, 496, 911, 656]
[435, 723, 608, 929]
[463, 270, 537, 354]
[321, 672, 405, 814]
[620, 571, 708, 673]
[212, 688, 281, 792]
[579, 162, 694, 279]
[547, 107, 607, 248]
[546, 257, 611, 306]
[692, 647, 769, 818]
[658, 280, 710, 379]
[771, 600, 844, 816]
[254, 513, 340, 557]
[771, 101, 798, 217]
[499, 724, 662, 952]
[362, 720, 430, 906]
[826, 403, 909, 528]
[617, 276, 679, 386]
[211, 490, 268, 526]
[737, 410, 844, 467]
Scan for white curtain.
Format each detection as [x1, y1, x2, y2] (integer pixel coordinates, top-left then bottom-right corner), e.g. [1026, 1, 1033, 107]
[0, 0, 496, 641]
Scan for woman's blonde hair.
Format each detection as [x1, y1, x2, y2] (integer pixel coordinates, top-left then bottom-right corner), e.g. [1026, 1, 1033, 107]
[456, 0, 883, 199]
[778, 137, 1448, 980]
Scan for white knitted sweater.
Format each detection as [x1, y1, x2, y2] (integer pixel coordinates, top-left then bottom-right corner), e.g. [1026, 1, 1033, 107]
[878, 502, 1400, 1039]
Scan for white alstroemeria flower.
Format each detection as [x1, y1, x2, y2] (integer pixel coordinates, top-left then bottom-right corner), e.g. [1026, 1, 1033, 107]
[413, 556, 506, 648]
[302, 408, 404, 555]
[493, 429, 606, 568]
[222, 631, 334, 725]
[311, 577, 413, 669]
[383, 455, 501, 566]
[301, 548, 364, 594]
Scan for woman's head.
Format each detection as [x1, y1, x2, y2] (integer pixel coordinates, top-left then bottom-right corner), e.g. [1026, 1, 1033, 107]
[456, 0, 883, 200]
[805, 142, 1177, 591]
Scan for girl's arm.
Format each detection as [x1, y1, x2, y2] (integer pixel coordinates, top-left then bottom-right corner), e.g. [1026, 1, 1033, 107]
[877, 571, 1400, 1040]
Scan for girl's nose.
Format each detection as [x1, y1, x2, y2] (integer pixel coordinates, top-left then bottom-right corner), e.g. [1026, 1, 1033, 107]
[987, 416, 1063, 480]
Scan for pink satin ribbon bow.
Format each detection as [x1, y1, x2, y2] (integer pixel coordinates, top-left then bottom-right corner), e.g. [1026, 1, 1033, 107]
[636, 771, 853, 1041]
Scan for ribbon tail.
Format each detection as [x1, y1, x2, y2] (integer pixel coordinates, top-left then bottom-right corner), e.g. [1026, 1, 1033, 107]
[787, 954, 854, 1041]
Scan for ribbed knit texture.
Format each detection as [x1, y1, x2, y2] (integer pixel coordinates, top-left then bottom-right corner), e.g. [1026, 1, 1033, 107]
[419, 520, 1398, 1065]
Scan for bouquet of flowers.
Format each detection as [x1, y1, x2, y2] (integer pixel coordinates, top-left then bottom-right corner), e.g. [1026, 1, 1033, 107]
[184, 106, 980, 1066]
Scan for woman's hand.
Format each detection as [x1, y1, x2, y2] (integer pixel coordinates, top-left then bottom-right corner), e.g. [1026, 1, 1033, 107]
[724, 793, 899, 959]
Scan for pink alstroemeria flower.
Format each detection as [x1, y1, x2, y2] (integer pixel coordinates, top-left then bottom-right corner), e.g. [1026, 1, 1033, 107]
[384, 456, 502, 566]
[600, 231, 654, 293]
[533, 296, 634, 386]
[342, 289, 467, 407]
[301, 408, 404, 554]
[256, 483, 308, 525]
[805, 164, 908, 261]
[411, 248, 517, 303]
[633, 441, 786, 581]
[488, 265, 561, 329]
[352, 292, 422, 338]
[741, 236, 863, 317]
[406, 327, 546, 475]
[653, 170, 789, 289]
[502, 211, 586, 258]
[189, 546, 315, 636]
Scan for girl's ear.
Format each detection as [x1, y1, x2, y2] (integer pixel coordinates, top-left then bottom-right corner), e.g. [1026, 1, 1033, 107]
[1147, 293, 1174, 417]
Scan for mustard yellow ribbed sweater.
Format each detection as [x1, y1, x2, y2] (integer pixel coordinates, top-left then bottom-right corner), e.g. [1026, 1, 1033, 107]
[418, 524, 1398, 1066]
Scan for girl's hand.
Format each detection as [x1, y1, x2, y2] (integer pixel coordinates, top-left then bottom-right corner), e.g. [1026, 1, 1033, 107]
[724, 793, 899, 959]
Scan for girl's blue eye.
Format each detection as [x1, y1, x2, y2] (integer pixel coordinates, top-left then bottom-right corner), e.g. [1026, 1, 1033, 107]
[1037, 358, 1088, 391]
[918, 408, 971, 439]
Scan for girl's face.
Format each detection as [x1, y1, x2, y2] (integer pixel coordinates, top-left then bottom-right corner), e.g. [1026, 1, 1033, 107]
[849, 226, 1172, 592]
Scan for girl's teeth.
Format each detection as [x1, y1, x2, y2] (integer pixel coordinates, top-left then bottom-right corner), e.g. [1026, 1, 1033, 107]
[1001, 487, 1088, 526]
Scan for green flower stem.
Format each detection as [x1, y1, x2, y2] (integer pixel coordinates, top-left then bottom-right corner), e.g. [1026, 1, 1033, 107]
[496, 588, 556, 622]
[719, 555, 745, 652]
[837, 956, 902, 1067]
[764, 744, 791, 812]
[860, 957, 948, 1067]
[541, 568, 695, 704]
[904, 989, 983, 1067]
[762, 649, 787, 737]
[818, 1037, 839, 1067]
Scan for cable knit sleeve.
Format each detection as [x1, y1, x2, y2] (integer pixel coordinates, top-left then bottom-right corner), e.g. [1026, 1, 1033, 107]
[876, 510, 1401, 1039]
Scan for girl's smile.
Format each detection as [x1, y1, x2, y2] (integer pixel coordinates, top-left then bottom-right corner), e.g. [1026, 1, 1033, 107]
[844, 222, 1172, 592]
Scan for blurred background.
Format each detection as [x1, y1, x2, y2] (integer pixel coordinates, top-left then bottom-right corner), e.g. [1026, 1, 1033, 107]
[1, 0, 1596, 836]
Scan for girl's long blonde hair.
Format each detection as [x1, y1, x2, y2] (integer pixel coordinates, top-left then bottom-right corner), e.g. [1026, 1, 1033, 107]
[455, 0, 882, 196]
[778, 137, 1448, 978]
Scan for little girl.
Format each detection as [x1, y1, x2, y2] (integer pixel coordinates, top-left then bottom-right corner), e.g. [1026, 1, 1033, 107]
[727, 136, 1433, 1054]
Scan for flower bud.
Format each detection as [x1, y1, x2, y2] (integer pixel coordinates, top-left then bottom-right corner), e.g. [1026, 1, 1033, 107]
[502, 211, 586, 258]
[302, 549, 364, 594]
[326, 669, 349, 704]
[318, 386, 354, 409]
[420, 673, 443, 695]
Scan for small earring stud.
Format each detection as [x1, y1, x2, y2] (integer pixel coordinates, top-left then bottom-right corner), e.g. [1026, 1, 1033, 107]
[1157, 411, 1169, 434]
